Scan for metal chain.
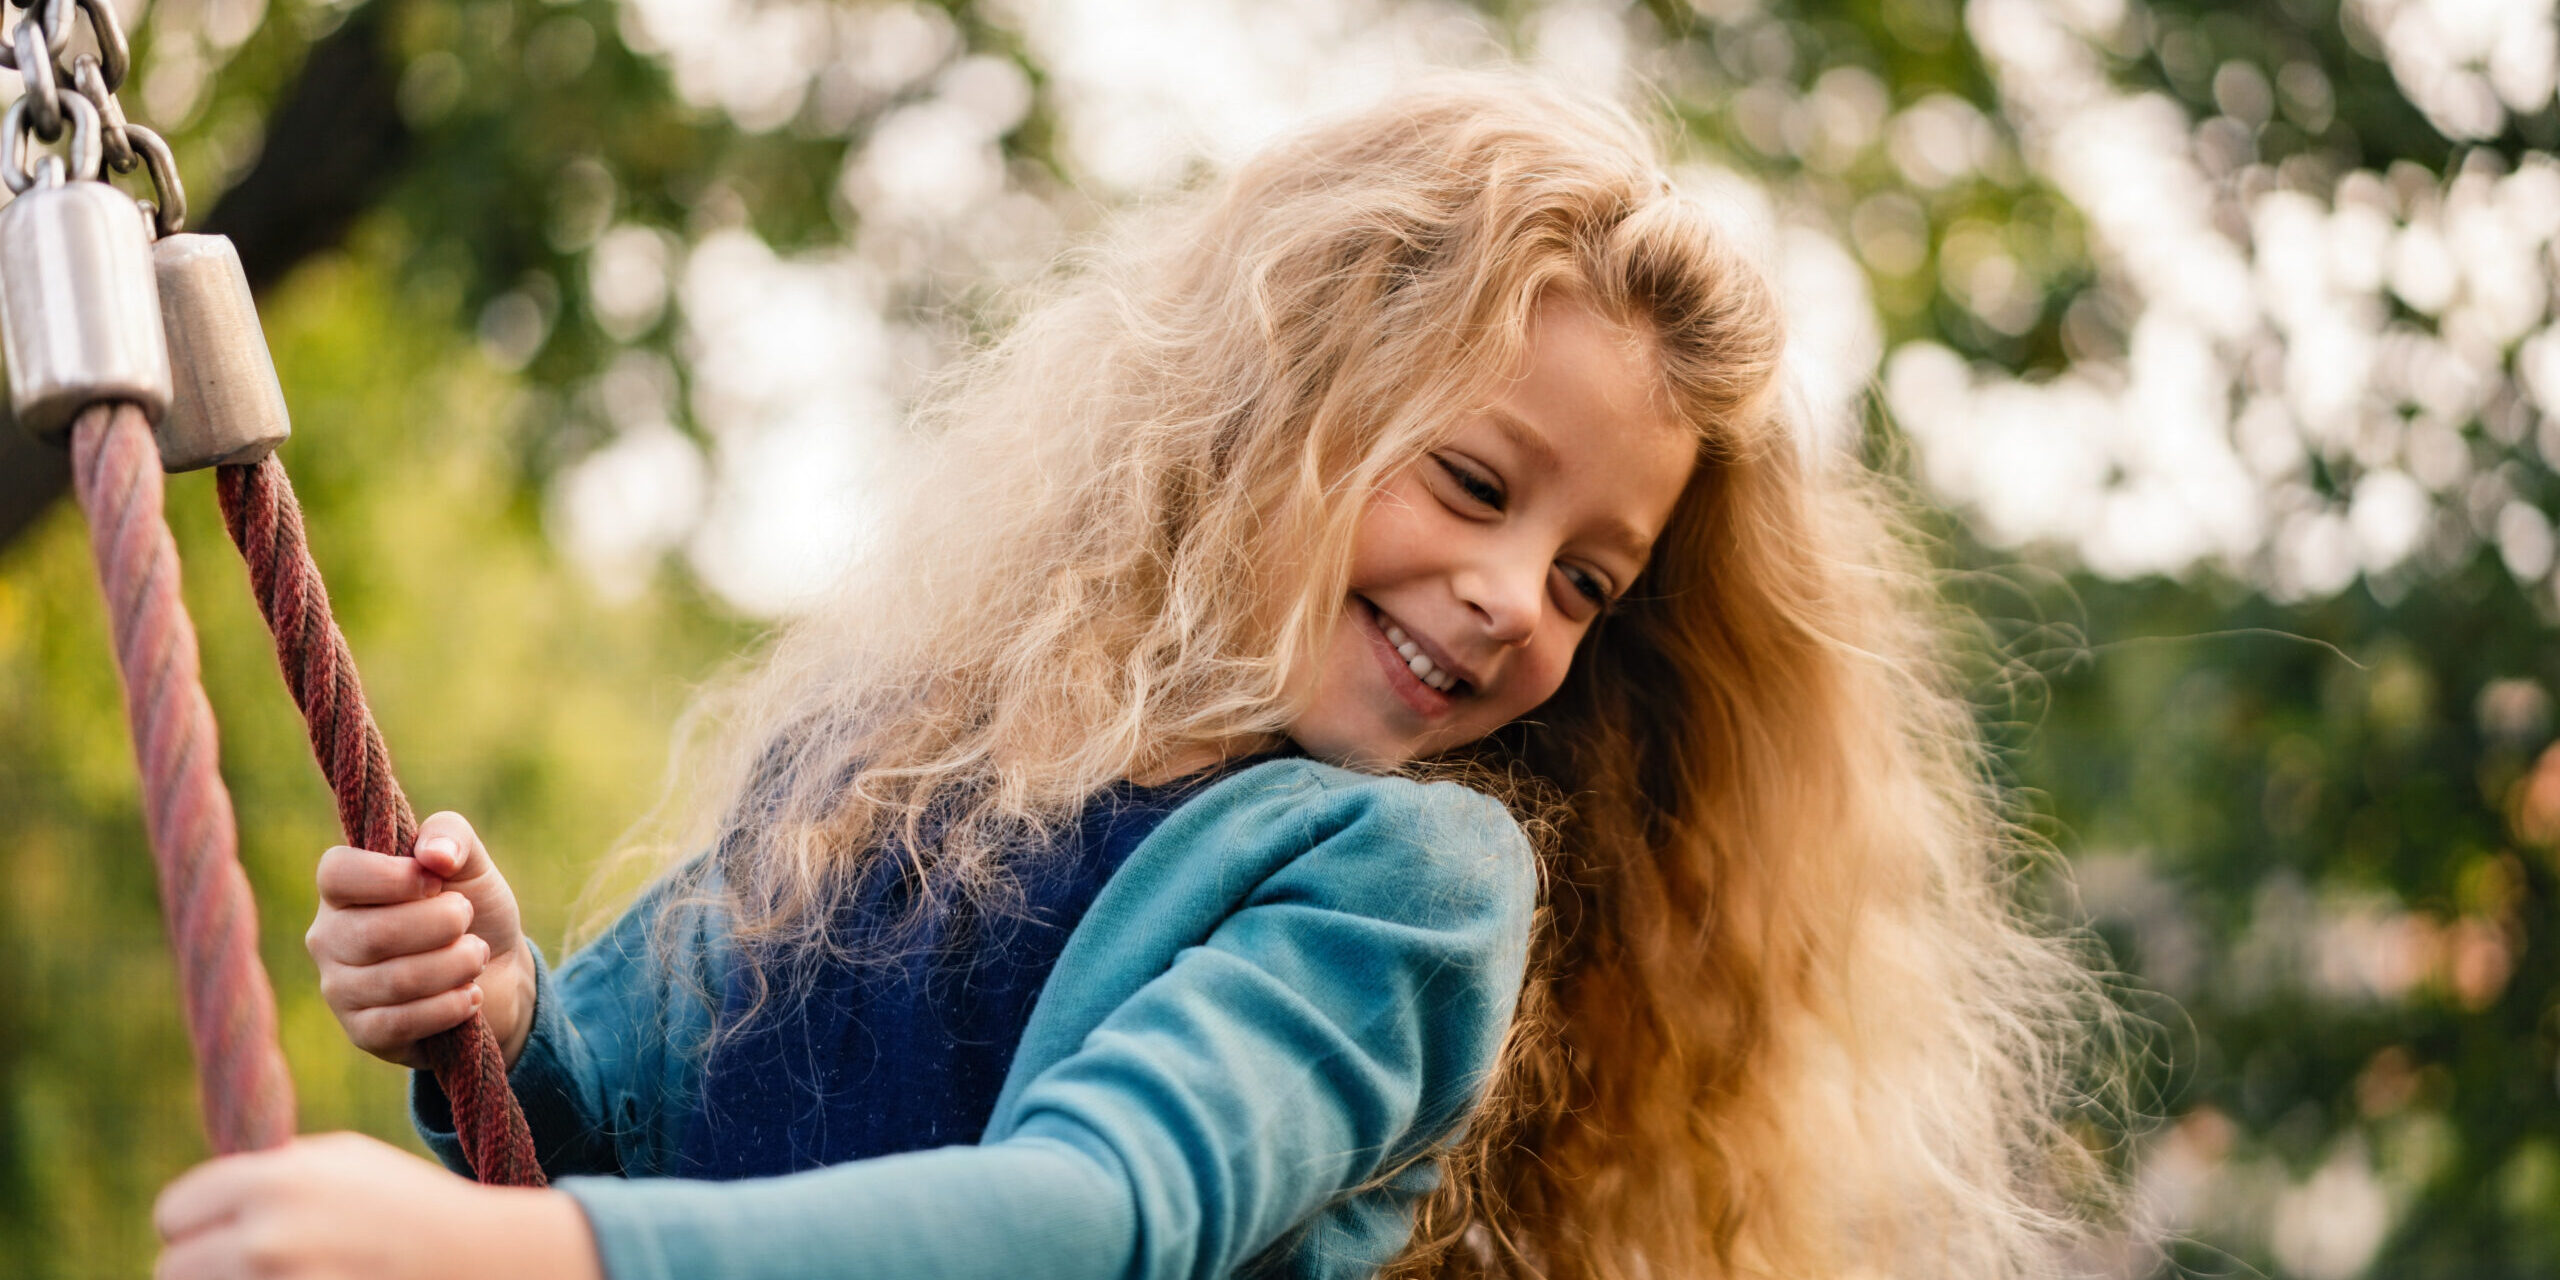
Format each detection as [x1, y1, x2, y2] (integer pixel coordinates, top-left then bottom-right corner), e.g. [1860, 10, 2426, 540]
[0, 0, 174, 220]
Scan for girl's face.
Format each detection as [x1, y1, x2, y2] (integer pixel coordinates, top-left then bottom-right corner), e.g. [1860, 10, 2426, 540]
[1288, 294, 1698, 768]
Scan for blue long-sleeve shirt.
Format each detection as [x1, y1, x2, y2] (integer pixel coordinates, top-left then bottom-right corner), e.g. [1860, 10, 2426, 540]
[412, 758, 1537, 1279]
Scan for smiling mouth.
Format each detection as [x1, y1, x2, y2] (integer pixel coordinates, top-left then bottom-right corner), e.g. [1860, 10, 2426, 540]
[1359, 598, 1472, 713]
[1382, 619, 1464, 692]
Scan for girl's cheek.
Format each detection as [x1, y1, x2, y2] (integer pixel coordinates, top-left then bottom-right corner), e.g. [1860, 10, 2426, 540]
[1487, 653, 1569, 724]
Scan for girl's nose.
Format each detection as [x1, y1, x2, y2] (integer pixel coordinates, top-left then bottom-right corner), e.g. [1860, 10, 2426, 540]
[1455, 559, 1542, 647]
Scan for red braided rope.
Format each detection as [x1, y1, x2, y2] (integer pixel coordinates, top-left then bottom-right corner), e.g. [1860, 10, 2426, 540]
[68, 402, 298, 1156]
[214, 452, 546, 1187]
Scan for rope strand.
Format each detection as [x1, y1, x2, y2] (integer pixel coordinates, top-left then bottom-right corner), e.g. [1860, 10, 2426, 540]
[215, 452, 545, 1187]
[69, 401, 296, 1156]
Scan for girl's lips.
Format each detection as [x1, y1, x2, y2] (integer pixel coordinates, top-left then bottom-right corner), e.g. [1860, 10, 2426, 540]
[1360, 598, 1454, 718]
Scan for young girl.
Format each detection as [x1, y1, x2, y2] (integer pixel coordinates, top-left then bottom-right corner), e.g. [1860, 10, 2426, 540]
[152, 76, 2108, 1279]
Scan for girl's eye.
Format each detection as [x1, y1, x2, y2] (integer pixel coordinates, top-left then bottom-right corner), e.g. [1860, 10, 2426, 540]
[1435, 456, 1506, 512]
[1559, 564, 1613, 610]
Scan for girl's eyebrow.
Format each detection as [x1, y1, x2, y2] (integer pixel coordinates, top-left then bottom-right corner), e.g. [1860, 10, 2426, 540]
[1485, 407, 1561, 468]
[1595, 519, 1656, 567]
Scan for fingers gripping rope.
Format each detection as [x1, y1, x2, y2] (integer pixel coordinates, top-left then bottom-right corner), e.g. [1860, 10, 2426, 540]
[69, 402, 297, 1156]
[215, 454, 547, 1188]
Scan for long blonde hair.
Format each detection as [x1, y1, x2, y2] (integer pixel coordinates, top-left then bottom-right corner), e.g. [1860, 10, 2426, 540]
[639, 74, 2115, 1279]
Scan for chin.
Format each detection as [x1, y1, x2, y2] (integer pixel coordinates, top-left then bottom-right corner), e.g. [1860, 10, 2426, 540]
[1284, 718, 1416, 773]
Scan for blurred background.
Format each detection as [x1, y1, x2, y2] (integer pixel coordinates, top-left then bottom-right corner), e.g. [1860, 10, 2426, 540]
[0, 0, 2552, 1274]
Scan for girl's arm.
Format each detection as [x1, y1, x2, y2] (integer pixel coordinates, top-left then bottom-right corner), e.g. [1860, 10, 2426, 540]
[555, 768, 1536, 1280]
[153, 1133, 604, 1280]
[154, 767, 1530, 1280]
[155, 862, 724, 1280]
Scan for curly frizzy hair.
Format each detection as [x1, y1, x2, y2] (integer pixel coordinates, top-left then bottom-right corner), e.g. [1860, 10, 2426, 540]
[622, 72, 2118, 1280]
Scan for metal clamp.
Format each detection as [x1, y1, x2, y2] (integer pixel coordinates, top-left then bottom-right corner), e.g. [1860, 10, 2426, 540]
[2, 88, 99, 193]
[0, 148, 176, 439]
[154, 232, 292, 469]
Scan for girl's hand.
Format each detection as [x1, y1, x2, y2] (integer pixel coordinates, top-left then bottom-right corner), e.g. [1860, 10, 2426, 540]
[307, 811, 537, 1070]
[152, 1132, 601, 1280]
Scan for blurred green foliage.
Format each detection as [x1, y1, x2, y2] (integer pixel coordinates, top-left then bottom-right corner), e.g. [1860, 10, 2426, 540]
[1983, 556, 2560, 1277]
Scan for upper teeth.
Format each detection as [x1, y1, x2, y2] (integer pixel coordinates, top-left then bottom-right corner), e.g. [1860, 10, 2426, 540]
[1383, 623, 1458, 692]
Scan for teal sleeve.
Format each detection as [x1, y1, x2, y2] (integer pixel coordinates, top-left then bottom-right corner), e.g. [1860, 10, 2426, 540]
[557, 766, 1537, 1280]
[411, 875, 721, 1179]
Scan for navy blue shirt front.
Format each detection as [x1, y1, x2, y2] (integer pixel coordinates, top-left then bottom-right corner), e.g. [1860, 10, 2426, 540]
[680, 773, 1243, 1177]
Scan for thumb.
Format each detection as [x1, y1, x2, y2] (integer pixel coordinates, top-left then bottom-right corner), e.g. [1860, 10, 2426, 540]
[412, 810, 495, 885]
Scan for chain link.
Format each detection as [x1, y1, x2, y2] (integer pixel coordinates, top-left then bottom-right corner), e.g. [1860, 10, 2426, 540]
[12, 17, 60, 140]
[70, 0, 122, 92]
[0, 0, 74, 147]
[123, 122, 181, 236]
[72, 54, 127, 172]
[3, 88, 99, 193]
[0, 0, 73, 74]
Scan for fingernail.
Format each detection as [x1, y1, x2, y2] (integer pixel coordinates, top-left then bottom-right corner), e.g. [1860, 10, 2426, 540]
[468, 985, 484, 1009]
[417, 837, 457, 861]
[471, 936, 491, 964]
